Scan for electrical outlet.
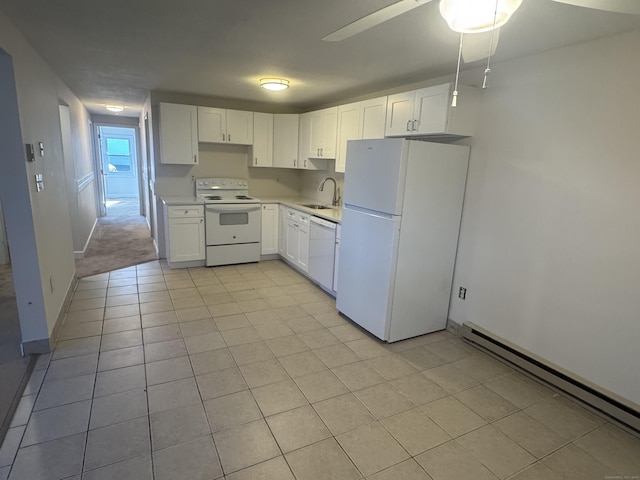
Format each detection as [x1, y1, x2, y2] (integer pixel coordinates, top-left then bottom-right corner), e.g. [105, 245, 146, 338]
[191, 175, 195, 182]
[458, 286, 467, 300]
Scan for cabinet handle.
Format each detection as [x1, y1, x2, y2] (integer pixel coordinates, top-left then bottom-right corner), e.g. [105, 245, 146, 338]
[304, 159, 307, 168]
[294, 159, 297, 167]
[406, 120, 412, 132]
[222, 133, 225, 142]
[254, 157, 258, 165]
[200, 219, 203, 223]
[412, 120, 418, 131]
[194, 155, 197, 163]
[228, 134, 231, 142]
[184, 210, 188, 214]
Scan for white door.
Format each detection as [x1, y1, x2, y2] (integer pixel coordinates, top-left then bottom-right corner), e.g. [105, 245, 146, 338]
[343, 138, 407, 215]
[336, 207, 402, 341]
[99, 126, 138, 199]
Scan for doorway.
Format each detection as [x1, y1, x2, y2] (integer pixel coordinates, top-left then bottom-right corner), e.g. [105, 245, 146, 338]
[96, 125, 141, 217]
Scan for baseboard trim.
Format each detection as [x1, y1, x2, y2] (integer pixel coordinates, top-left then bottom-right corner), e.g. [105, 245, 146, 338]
[22, 274, 77, 355]
[461, 322, 640, 434]
[74, 218, 98, 260]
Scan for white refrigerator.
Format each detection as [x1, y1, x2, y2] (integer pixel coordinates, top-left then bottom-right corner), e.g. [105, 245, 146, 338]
[336, 138, 469, 342]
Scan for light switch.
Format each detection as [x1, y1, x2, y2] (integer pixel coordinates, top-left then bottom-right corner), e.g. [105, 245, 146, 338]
[35, 173, 44, 192]
[39, 142, 45, 156]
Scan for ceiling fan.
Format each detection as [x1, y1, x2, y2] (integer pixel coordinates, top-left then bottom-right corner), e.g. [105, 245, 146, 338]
[323, 0, 640, 62]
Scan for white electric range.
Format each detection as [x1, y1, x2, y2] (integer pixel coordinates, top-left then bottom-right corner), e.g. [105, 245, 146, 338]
[195, 178, 262, 266]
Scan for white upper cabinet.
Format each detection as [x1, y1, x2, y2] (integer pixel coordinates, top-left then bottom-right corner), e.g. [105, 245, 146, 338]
[301, 107, 338, 160]
[251, 112, 274, 167]
[385, 83, 479, 138]
[335, 97, 386, 173]
[159, 103, 198, 165]
[273, 114, 299, 169]
[198, 107, 254, 145]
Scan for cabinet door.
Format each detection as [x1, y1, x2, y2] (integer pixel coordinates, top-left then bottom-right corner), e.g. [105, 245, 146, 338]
[278, 204, 288, 255]
[252, 113, 273, 167]
[227, 110, 254, 145]
[273, 114, 299, 168]
[414, 84, 451, 135]
[307, 110, 325, 158]
[297, 221, 310, 272]
[197, 107, 226, 143]
[159, 103, 198, 165]
[168, 217, 205, 262]
[260, 204, 278, 255]
[335, 103, 360, 174]
[320, 107, 338, 159]
[385, 91, 415, 137]
[360, 97, 387, 139]
[285, 219, 298, 263]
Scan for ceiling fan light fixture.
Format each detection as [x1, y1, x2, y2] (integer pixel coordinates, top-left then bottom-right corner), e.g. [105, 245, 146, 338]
[260, 78, 290, 91]
[439, 0, 522, 33]
[105, 104, 125, 112]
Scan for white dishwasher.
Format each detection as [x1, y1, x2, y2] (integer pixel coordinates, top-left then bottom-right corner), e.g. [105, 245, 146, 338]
[308, 216, 337, 292]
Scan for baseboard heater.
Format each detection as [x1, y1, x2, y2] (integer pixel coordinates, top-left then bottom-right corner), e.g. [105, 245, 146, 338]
[461, 322, 640, 434]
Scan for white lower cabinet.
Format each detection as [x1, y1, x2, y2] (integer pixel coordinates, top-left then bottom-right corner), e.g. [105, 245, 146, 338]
[278, 204, 287, 255]
[284, 207, 310, 273]
[165, 205, 205, 266]
[260, 203, 279, 255]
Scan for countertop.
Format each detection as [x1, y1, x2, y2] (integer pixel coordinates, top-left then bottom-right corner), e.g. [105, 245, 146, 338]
[259, 197, 342, 223]
[161, 196, 203, 206]
[160, 195, 342, 223]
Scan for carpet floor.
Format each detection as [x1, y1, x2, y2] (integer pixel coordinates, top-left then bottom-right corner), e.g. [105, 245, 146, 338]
[75, 198, 157, 278]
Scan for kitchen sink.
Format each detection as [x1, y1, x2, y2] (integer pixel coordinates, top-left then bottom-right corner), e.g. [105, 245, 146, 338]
[301, 204, 332, 210]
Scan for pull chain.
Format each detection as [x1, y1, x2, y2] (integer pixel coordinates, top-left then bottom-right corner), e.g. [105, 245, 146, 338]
[452, 32, 464, 107]
[483, 0, 500, 89]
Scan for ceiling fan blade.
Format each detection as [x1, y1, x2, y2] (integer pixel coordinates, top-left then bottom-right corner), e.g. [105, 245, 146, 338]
[551, 0, 640, 15]
[323, 0, 433, 42]
[462, 29, 500, 63]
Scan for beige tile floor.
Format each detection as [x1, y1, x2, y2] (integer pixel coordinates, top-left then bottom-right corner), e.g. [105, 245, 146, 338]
[0, 259, 639, 480]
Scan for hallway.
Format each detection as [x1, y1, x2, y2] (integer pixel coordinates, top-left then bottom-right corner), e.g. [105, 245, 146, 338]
[75, 198, 156, 278]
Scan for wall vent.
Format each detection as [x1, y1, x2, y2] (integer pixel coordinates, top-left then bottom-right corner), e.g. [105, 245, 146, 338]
[461, 322, 640, 435]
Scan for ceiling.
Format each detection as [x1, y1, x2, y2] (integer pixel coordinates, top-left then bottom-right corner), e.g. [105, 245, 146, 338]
[1, 0, 639, 116]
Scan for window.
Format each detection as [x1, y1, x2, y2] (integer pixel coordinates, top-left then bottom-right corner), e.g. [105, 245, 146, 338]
[106, 138, 132, 174]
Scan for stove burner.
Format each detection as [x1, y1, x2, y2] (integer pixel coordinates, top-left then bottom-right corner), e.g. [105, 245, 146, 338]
[235, 195, 252, 200]
[206, 195, 223, 200]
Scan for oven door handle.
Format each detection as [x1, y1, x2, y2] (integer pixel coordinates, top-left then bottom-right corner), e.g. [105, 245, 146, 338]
[205, 205, 261, 214]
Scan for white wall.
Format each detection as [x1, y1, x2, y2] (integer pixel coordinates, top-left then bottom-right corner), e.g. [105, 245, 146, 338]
[0, 11, 94, 345]
[449, 30, 640, 407]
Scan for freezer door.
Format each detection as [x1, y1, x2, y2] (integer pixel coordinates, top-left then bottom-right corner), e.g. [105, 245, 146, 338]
[336, 206, 401, 341]
[343, 138, 408, 215]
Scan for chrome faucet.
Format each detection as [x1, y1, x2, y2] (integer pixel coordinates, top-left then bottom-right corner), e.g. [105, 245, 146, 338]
[319, 177, 341, 206]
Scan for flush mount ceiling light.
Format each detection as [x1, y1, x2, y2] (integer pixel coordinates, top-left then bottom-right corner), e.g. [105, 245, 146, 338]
[260, 78, 290, 91]
[105, 104, 125, 112]
[439, 0, 523, 33]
